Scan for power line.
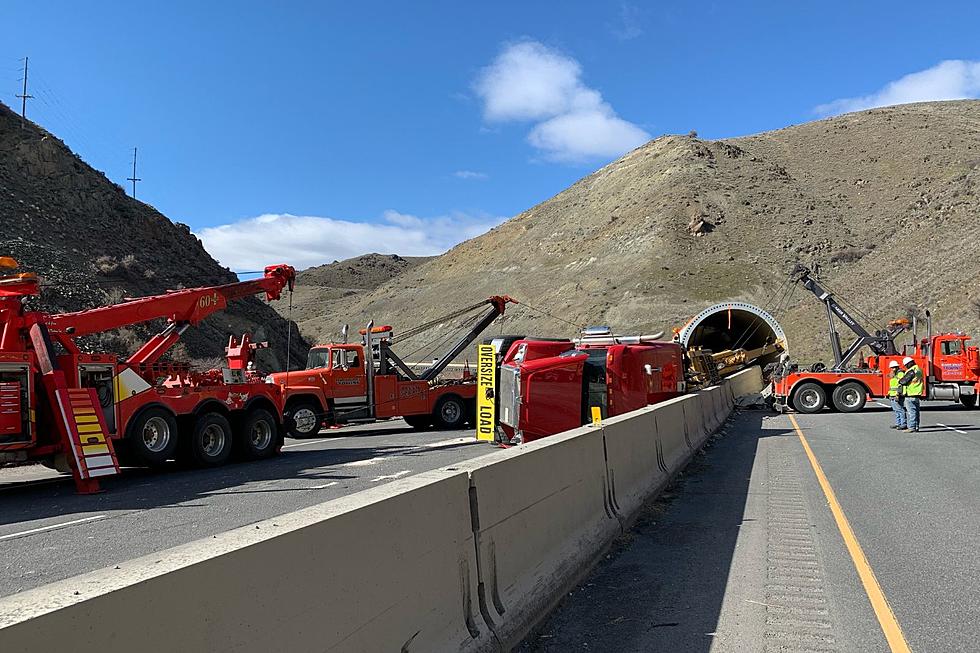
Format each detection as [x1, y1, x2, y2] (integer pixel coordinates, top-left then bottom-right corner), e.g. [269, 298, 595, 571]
[15, 57, 33, 126]
[127, 147, 141, 198]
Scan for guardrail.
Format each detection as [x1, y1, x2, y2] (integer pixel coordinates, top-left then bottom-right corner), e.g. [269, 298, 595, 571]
[0, 367, 763, 652]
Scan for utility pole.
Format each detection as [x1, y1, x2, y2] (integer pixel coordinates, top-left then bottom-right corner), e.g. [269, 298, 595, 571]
[15, 57, 34, 127]
[127, 147, 141, 199]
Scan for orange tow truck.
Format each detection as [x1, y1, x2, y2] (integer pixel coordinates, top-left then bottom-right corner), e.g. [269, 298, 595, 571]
[269, 296, 515, 436]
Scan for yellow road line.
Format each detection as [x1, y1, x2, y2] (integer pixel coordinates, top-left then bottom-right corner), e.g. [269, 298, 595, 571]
[789, 414, 912, 653]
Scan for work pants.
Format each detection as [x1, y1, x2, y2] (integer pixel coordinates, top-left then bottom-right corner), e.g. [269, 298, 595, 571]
[890, 396, 905, 427]
[904, 397, 920, 431]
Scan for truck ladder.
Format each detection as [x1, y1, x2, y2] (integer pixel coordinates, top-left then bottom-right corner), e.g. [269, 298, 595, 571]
[29, 323, 120, 494]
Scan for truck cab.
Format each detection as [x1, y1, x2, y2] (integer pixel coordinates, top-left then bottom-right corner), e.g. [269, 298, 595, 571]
[498, 335, 685, 444]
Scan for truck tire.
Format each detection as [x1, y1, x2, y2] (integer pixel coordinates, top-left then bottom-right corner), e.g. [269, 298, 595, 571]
[127, 407, 178, 467]
[832, 382, 866, 413]
[792, 382, 827, 413]
[184, 412, 233, 467]
[960, 394, 978, 409]
[236, 408, 279, 460]
[403, 414, 432, 431]
[433, 395, 466, 430]
[286, 401, 321, 439]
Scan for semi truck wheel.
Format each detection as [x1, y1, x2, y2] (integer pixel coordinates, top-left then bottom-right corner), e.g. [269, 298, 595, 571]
[127, 407, 178, 467]
[960, 395, 978, 409]
[286, 401, 321, 438]
[185, 412, 233, 467]
[236, 408, 279, 459]
[832, 382, 866, 413]
[433, 395, 466, 430]
[792, 382, 827, 413]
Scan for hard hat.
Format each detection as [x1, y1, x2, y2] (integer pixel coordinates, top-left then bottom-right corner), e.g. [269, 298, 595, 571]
[902, 356, 914, 365]
[888, 360, 900, 368]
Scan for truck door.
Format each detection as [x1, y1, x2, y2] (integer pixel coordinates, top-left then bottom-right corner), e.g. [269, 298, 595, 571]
[934, 337, 968, 382]
[329, 346, 368, 413]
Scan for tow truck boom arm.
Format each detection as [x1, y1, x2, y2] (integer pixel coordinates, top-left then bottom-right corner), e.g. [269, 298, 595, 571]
[419, 295, 515, 381]
[44, 264, 295, 365]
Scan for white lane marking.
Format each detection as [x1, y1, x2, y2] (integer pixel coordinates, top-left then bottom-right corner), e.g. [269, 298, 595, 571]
[343, 457, 387, 467]
[371, 470, 412, 482]
[282, 437, 346, 449]
[874, 401, 891, 408]
[0, 515, 107, 541]
[423, 437, 478, 448]
[308, 482, 339, 489]
[936, 423, 968, 435]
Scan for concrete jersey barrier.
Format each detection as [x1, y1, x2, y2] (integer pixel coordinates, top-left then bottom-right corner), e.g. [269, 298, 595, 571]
[457, 425, 620, 650]
[0, 470, 491, 653]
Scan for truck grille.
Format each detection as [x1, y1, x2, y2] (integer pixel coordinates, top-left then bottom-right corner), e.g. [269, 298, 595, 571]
[499, 365, 520, 428]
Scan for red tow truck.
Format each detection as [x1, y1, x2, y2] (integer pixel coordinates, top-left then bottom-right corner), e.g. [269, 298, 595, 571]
[0, 257, 296, 493]
[496, 329, 685, 443]
[772, 265, 980, 413]
[269, 296, 515, 436]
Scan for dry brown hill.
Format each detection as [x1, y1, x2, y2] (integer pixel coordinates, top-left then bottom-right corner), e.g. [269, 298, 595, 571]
[0, 102, 307, 371]
[296, 101, 980, 363]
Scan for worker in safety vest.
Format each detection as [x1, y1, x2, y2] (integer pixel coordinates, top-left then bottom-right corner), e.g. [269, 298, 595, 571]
[898, 356, 924, 432]
[886, 360, 906, 430]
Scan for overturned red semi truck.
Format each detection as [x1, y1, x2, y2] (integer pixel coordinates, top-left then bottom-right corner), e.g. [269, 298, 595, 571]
[495, 331, 685, 443]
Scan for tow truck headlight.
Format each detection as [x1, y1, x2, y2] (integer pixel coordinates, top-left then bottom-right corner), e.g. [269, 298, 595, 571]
[264, 376, 275, 384]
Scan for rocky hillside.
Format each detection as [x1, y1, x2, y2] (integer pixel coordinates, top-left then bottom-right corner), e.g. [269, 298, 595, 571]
[299, 101, 980, 363]
[0, 102, 307, 371]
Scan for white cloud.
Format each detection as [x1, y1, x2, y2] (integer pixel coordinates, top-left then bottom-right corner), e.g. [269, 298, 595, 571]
[474, 40, 649, 162]
[196, 210, 506, 272]
[815, 60, 980, 117]
[453, 170, 489, 180]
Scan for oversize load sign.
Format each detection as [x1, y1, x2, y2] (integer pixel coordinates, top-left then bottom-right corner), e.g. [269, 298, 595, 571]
[476, 344, 496, 441]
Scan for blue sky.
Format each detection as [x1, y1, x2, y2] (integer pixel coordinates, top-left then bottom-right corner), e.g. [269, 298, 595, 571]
[4, 1, 980, 271]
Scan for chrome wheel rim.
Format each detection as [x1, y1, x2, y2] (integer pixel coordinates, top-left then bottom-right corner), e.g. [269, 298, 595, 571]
[250, 419, 273, 450]
[201, 424, 227, 456]
[840, 388, 861, 408]
[142, 416, 172, 453]
[799, 389, 821, 409]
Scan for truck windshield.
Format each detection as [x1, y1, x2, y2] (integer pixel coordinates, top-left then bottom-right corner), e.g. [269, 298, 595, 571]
[306, 348, 329, 369]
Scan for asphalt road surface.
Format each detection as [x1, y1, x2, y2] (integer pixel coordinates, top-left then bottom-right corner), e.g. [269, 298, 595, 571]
[0, 420, 492, 598]
[521, 402, 980, 653]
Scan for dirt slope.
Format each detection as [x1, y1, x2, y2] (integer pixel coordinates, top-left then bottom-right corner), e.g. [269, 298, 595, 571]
[277, 254, 433, 338]
[299, 101, 980, 363]
[0, 102, 307, 371]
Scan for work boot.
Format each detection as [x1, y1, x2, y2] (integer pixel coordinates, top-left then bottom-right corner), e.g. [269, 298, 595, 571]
[889, 425, 903, 430]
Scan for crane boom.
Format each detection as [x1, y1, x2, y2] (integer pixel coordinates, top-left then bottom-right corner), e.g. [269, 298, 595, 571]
[790, 264, 903, 369]
[43, 264, 295, 366]
[418, 296, 515, 381]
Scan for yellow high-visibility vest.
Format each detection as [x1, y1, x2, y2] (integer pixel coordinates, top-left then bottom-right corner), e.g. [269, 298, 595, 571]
[905, 364, 924, 397]
[887, 371, 901, 397]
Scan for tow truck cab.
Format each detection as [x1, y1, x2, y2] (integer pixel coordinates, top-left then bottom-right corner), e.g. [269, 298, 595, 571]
[497, 337, 685, 443]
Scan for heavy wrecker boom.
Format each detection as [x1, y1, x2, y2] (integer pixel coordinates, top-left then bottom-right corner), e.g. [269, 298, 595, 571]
[39, 264, 295, 365]
[790, 264, 906, 370]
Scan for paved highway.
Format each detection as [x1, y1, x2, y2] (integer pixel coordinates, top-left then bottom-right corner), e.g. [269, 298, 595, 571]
[522, 403, 980, 653]
[0, 421, 492, 597]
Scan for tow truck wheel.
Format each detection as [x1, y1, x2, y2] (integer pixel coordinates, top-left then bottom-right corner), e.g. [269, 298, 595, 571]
[185, 412, 233, 467]
[961, 395, 978, 409]
[792, 382, 827, 413]
[287, 401, 321, 439]
[236, 408, 279, 460]
[832, 382, 866, 413]
[433, 395, 466, 430]
[127, 407, 178, 467]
